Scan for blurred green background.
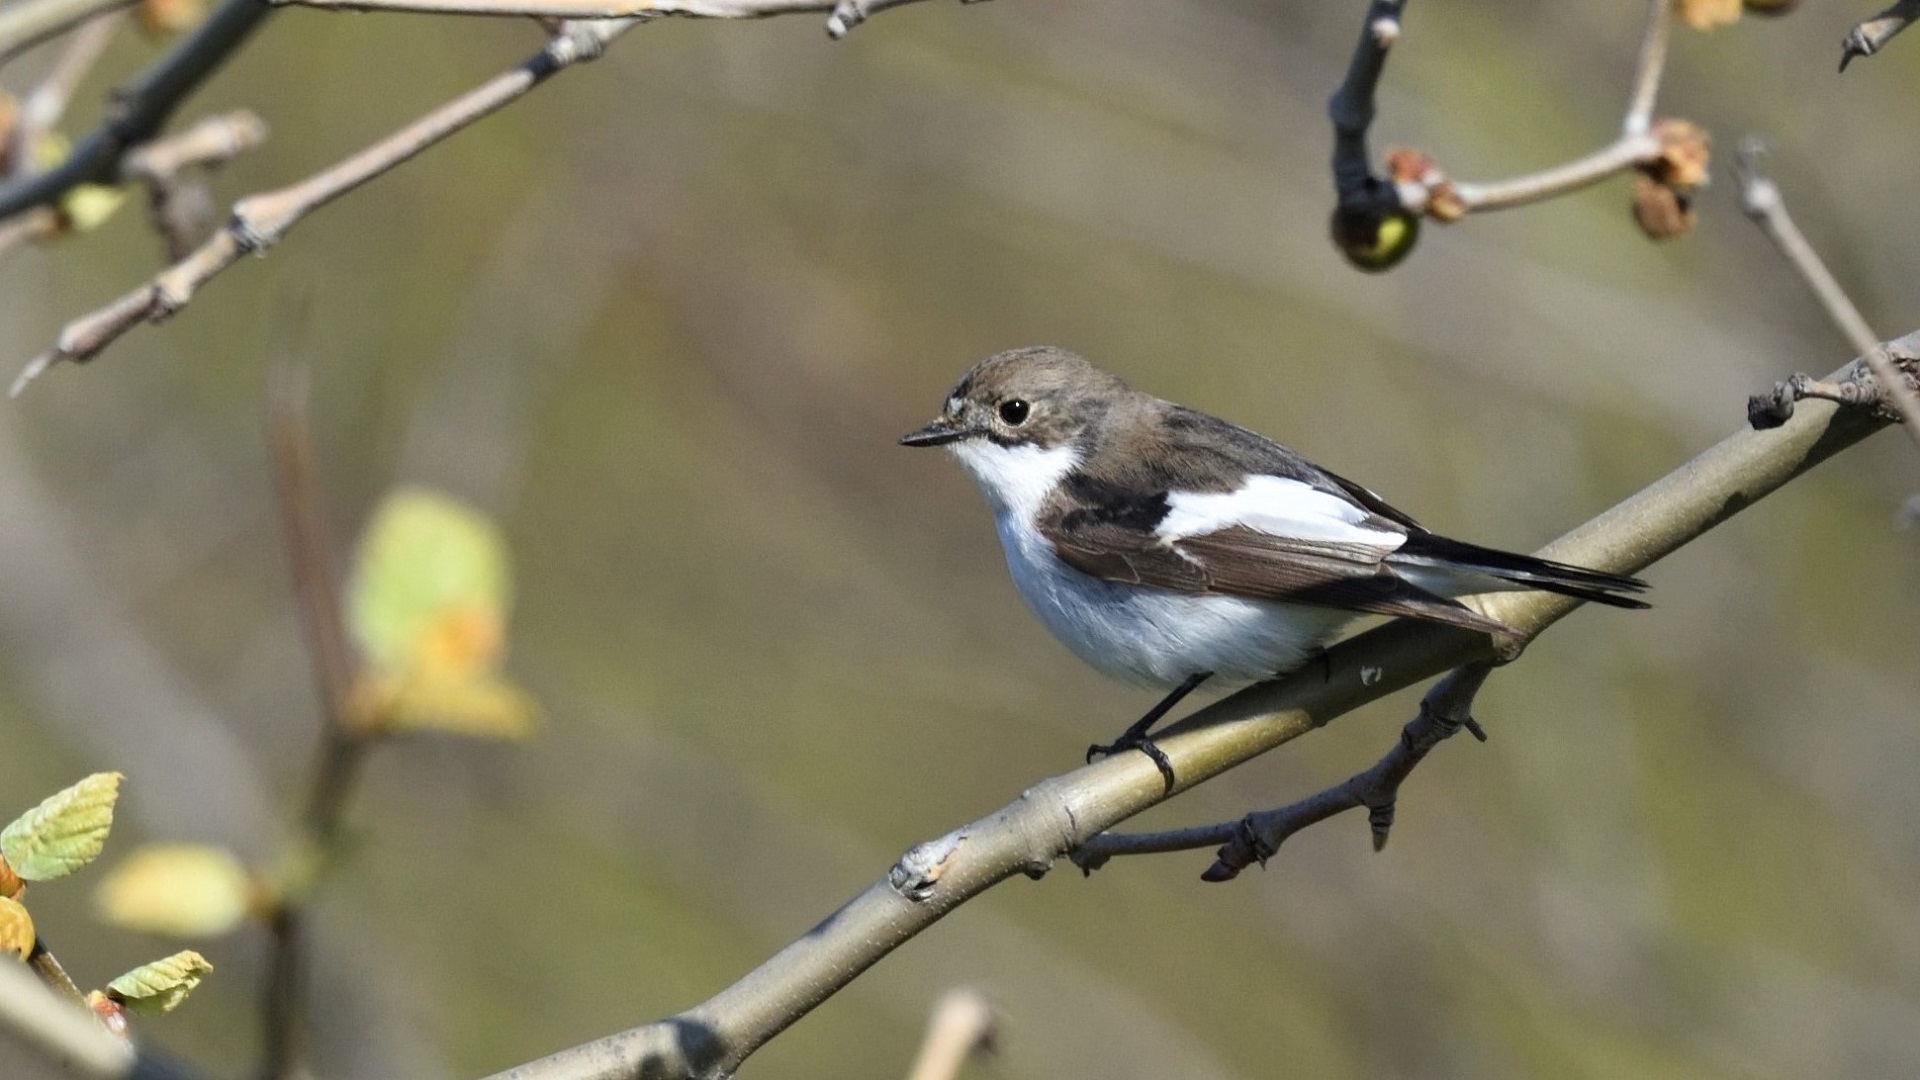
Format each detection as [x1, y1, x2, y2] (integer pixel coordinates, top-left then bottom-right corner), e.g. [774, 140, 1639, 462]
[2, 1, 1919, 1077]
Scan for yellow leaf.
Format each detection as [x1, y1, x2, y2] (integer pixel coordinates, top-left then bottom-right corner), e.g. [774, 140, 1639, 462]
[0, 894, 34, 959]
[95, 844, 253, 938]
[2, 773, 123, 882]
[354, 671, 539, 741]
[1678, 0, 1740, 29]
[106, 950, 212, 1014]
[349, 490, 511, 677]
[59, 184, 126, 234]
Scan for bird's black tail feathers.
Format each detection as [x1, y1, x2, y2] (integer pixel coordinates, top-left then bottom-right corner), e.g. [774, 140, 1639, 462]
[1394, 534, 1652, 609]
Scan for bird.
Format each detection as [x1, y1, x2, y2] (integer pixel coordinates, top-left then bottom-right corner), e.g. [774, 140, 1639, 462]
[899, 346, 1648, 789]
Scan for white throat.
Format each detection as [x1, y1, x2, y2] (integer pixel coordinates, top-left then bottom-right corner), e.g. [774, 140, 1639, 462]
[946, 439, 1080, 521]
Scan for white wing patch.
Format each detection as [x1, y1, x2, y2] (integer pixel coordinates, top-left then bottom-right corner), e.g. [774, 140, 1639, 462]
[1155, 475, 1405, 549]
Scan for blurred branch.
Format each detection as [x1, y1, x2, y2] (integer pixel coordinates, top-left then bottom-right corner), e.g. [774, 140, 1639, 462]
[8, 14, 119, 164]
[0, 957, 213, 1080]
[0, 0, 272, 220]
[0, 0, 131, 66]
[10, 19, 638, 395]
[479, 337, 1914, 1080]
[1622, 0, 1673, 136]
[1735, 138, 1920, 461]
[1841, 0, 1920, 70]
[903, 989, 995, 1080]
[124, 109, 269, 260]
[1073, 664, 1492, 879]
[262, 356, 366, 1080]
[271, 0, 976, 39]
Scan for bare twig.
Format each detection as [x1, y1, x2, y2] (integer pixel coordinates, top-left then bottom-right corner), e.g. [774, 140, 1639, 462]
[270, 0, 972, 38]
[9, 14, 120, 166]
[261, 351, 368, 1080]
[0, 0, 273, 221]
[1735, 139, 1920, 460]
[27, 938, 86, 1006]
[1330, 0, 1679, 265]
[1622, 0, 1673, 136]
[0, 204, 60, 263]
[10, 20, 638, 395]
[903, 989, 995, 1080]
[1841, 0, 1920, 70]
[1072, 664, 1492, 879]
[477, 339, 1912, 1080]
[0, 0, 132, 67]
[124, 110, 269, 260]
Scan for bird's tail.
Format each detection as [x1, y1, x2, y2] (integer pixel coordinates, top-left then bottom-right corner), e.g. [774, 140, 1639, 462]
[1390, 533, 1651, 609]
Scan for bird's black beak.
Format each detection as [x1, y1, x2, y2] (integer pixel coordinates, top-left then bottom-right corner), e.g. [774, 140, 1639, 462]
[899, 419, 968, 447]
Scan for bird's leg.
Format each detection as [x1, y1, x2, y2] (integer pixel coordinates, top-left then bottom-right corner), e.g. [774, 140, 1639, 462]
[1087, 671, 1213, 792]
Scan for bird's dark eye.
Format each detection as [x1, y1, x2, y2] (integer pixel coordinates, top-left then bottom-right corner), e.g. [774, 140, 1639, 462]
[998, 399, 1030, 426]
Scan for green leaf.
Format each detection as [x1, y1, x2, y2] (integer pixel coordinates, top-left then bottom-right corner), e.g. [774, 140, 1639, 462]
[349, 490, 509, 676]
[106, 950, 212, 1013]
[0, 894, 34, 959]
[1, 773, 123, 881]
[95, 844, 253, 938]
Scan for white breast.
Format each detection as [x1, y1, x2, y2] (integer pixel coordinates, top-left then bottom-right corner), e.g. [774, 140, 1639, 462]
[948, 442, 1355, 688]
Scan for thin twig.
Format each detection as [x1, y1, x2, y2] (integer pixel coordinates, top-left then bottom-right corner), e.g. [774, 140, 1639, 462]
[0, 204, 61, 263]
[10, 20, 639, 395]
[0, 0, 132, 67]
[1621, 0, 1673, 136]
[0, 0, 273, 220]
[121, 109, 268, 183]
[27, 938, 86, 1006]
[1735, 139, 1920, 457]
[270, 0, 968, 38]
[1841, 0, 1920, 70]
[1409, 132, 1659, 215]
[903, 989, 996, 1080]
[477, 339, 1912, 1080]
[1325, 0, 1408, 255]
[261, 348, 369, 1080]
[9, 13, 120, 167]
[1073, 665, 1492, 879]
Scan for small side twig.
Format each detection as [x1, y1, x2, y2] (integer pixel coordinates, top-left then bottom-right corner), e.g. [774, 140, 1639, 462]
[1841, 0, 1920, 70]
[1329, 0, 1680, 266]
[1736, 138, 1920, 460]
[123, 110, 270, 260]
[0, 0, 131, 67]
[903, 989, 996, 1080]
[260, 349, 368, 1080]
[8, 13, 120, 168]
[1072, 664, 1492, 881]
[26, 937, 86, 1006]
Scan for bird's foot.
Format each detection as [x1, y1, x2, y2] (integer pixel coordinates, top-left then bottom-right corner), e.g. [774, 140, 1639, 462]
[1084, 671, 1212, 795]
[1086, 730, 1177, 793]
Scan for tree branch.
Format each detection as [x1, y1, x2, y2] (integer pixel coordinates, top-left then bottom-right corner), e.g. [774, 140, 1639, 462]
[902, 989, 995, 1080]
[9, 19, 638, 395]
[477, 337, 1915, 1080]
[0, 0, 131, 67]
[0, 955, 211, 1080]
[1840, 0, 1920, 70]
[1072, 663, 1492, 879]
[269, 0, 973, 39]
[1735, 138, 1920, 464]
[0, 0, 272, 221]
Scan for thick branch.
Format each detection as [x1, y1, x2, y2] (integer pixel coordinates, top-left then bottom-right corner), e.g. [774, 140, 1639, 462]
[0, 0, 272, 220]
[479, 339, 1912, 1080]
[1841, 0, 1920, 70]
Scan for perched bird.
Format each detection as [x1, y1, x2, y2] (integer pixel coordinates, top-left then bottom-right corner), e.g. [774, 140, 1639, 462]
[900, 346, 1648, 787]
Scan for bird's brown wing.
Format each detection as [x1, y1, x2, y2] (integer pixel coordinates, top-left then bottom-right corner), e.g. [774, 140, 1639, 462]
[1040, 516, 1513, 636]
